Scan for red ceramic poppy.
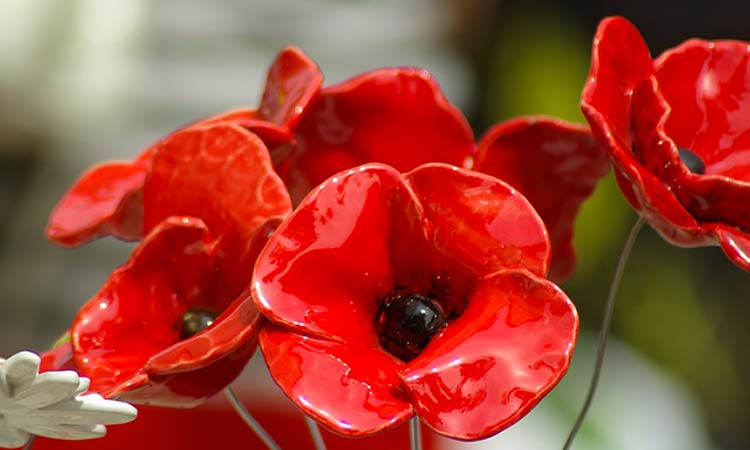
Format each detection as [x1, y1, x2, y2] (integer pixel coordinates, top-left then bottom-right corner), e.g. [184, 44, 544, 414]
[46, 46, 318, 247]
[473, 116, 609, 282]
[278, 67, 475, 203]
[41, 123, 291, 407]
[252, 163, 578, 440]
[582, 16, 750, 271]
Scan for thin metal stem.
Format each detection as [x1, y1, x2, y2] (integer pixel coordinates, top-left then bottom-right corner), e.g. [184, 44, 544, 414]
[23, 436, 36, 450]
[410, 417, 422, 450]
[224, 386, 282, 450]
[562, 217, 645, 450]
[304, 416, 327, 450]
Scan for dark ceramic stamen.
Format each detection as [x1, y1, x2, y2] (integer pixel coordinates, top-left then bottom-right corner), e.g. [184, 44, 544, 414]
[678, 148, 705, 174]
[180, 307, 220, 339]
[376, 292, 448, 362]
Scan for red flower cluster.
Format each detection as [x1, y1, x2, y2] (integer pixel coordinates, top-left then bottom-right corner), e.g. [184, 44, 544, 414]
[44, 46, 607, 438]
[582, 17, 750, 271]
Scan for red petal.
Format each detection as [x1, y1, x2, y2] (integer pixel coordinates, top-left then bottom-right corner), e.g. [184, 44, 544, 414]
[145, 290, 261, 375]
[656, 40, 750, 180]
[475, 117, 609, 282]
[252, 165, 407, 342]
[199, 107, 290, 147]
[581, 16, 653, 151]
[109, 325, 259, 407]
[650, 40, 750, 230]
[714, 225, 750, 271]
[144, 123, 292, 302]
[71, 217, 214, 394]
[406, 163, 551, 278]
[40, 337, 76, 372]
[284, 68, 475, 202]
[258, 46, 323, 131]
[259, 326, 413, 437]
[400, 269, 578, 440]
[46, 161, 147, 247]
[582, 17, 704, 244]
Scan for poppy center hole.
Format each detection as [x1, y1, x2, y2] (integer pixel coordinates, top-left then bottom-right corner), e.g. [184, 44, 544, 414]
[376, 292, 448, 362]
[180, 307, 219, 339]
[678, 147, 705, 174]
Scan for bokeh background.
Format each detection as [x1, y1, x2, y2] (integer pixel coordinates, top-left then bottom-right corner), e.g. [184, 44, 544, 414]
[1, 1, 748, 449]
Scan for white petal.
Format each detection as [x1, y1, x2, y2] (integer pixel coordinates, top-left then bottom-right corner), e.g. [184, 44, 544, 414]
[2, 352, 39, 396]
[13, 371, 80, 409]
[74, 377, 90, 396]
[9, 396, 138, 428]
[52, 396, 138, 425]
[0, 417, 29, 448]
[20, 423, 106, 441]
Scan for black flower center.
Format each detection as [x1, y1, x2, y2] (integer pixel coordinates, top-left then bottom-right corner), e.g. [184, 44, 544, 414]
[376, 292, 448, 362]
[180, 307, 219, 339]
[678, 147, 705, 174]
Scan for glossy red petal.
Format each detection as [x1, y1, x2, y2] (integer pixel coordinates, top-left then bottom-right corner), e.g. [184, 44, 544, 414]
[475, 117, 609, 282]
[400, 269, 578, 441]
[46, 161, 147, 247]
[144, 123, 292, 303]
[656, 40, 750, 180]
[252, 165, 408, 342]
[258, 46, 323, 132]
[40, 337, 76, 372]
[582, 16, 653, 152]
[199, 107, 290, 147]
[406, 163, 551, 279]
[145, 290, 261, 375]
[108, 327, 259, 408]
[71, 217, 214, 394]
[582, 17, 703, 242]
[713, 225, 750, 271]
[259, 326, 413, 437]
[283, 68, 475, 203]
[650, 40, 750, 230]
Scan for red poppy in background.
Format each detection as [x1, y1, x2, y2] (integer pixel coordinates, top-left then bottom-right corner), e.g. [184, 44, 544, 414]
[252, 163, 578, 440]
[45, 47, 318, 247]
[582, 16, 750, 271]
[47, 44, 606, 281]
[42, 124, 291, 407]
[473, 116, 609, 282]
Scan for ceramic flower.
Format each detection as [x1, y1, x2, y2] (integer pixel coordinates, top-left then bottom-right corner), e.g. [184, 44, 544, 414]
[582, 16, 750, 270]
[46, 47, 315, 247]
[0, 351, 137, 448]
[252, 163, 579, 440]
[47, 45, 605, 280]
[41, 123, 291, 407]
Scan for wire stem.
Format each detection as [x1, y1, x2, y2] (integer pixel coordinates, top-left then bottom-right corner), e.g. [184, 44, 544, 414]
[562, 217, 645, 450]
[410, 417, 422, 450]
[224, 386, 282, 450]
[23, 436, 36, 450]
[304, 416, 327, 450]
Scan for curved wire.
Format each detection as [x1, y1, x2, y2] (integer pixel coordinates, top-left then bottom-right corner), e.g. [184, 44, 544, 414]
[304, 415, 327, 450]
[562, 217, 645, 450]
[224, 386, 282, 450]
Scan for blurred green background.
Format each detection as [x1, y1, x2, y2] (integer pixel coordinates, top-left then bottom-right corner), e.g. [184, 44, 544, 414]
[1, 1, 748, 449]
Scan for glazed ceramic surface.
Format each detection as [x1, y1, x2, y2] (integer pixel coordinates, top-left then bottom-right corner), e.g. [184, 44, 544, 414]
[42, 124, 291, 407]
[473, 116, 609, 282]
[252, 163, 579, 441]
[582, 16, 750, 271]
[0, 351, 136, 448]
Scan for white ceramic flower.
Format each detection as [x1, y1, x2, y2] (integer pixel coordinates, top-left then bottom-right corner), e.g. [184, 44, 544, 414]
[0, 351, 137, 448]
